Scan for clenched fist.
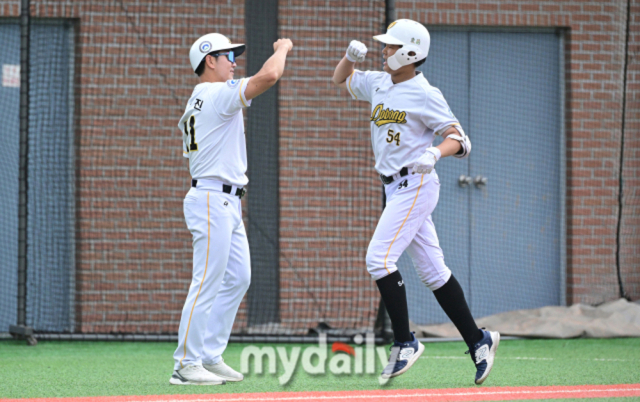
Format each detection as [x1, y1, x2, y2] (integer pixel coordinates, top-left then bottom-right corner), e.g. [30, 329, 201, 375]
[274, 38, 293, 53]
[412, 147, 441, 175]
[346, 40, 367, 63]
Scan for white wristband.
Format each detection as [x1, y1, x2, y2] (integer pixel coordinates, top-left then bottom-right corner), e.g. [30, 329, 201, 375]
[426, 147, 441, 161]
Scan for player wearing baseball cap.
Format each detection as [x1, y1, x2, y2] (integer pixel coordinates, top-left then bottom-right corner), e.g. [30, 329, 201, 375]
[170, 33, 293, 385]
[332, 19, 499, 384]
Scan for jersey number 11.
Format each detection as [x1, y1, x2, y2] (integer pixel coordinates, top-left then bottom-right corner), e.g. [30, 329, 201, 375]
[184, 115, 198, 152]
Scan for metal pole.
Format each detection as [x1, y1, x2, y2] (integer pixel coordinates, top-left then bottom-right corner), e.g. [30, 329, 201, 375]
[615, 0, 631, 301]
[10, 0, 36, 346]
[385, 0, 396, 29]
[245, 0, 281, 326]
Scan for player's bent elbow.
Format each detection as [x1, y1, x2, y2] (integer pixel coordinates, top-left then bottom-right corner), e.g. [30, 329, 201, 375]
[331, 74, 347, 86]
[245, 74, 279, 100]
[452, 137, 471, 159]
[261, 72, 279, 90]
[257, 71, 279, 87]
[332, 78, 348, 90]
[267, 71, 280, 85]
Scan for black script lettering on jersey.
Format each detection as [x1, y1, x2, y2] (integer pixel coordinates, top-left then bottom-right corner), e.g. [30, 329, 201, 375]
[370, 104, 407, 127]
[194, 98, 204, 111]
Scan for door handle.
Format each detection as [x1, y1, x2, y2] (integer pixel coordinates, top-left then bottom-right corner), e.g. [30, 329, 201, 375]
[458, 175, 472, 188]
[474, 176, 488, 188]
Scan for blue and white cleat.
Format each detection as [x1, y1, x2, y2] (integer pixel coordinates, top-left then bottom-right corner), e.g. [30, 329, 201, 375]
[467, 329, 500, 385]
[381, 332, 425, 379]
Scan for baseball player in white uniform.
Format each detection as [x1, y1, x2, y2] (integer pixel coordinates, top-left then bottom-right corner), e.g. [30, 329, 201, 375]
[332, 20, 499, 384]
[170, 33, 293, 385]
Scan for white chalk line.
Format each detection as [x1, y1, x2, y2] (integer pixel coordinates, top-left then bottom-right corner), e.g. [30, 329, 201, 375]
[126, 387, 640, 402]
[420, 356, 630, 362]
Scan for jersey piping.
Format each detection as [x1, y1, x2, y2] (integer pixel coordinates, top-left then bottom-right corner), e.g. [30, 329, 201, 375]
[383, 174, 425, 274]
[347, 71, 357, 100]
[239, 79, 248, 107]
[180, 192, 211, 368]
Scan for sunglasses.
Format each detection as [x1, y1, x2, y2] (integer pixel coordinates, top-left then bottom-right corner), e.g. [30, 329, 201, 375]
[210, 51, 235, 63]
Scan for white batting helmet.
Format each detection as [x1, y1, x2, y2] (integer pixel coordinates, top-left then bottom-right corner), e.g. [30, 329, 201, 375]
[373, 19, 430, 70]
[189, 33, 245, 72]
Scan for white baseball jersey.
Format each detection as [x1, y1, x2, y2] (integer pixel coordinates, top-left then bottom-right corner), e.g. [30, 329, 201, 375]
[173, 77, 253, 371]
[345, 69, 458, 290]
[346, 70, 460, 176]
[179, 78, 252, 187]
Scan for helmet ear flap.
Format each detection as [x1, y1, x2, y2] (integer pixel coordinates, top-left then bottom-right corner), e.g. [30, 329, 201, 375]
[387, 44, 423, 70]
[397, 44, 422, 62]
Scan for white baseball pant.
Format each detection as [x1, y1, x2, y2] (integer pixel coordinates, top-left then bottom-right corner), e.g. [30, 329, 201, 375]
[366, 171, 452, 290]
[173, 180, 251, 370]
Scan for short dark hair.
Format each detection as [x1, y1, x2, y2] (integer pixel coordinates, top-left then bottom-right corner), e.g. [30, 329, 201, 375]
[195, 53, 215, 76]
[195, 59, 206, 76]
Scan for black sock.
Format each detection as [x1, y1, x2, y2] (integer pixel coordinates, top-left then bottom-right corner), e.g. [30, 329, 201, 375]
[433, 274, 483, 347]
[376, 271, 412, 343]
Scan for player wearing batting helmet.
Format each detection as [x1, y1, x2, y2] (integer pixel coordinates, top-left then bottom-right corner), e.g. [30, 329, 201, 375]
[332, 19, 499, 384]
[170, 33, 293, 386]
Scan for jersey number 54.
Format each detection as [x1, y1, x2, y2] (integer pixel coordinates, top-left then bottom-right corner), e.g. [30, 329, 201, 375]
[386, 129, 401, 146]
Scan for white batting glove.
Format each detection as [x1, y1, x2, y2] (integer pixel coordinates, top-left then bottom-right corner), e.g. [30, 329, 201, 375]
[346, 40, 367, 63]
[412, 147, 441, 175]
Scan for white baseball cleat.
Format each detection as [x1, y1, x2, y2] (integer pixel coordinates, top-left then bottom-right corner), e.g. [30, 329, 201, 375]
[169, 364, 226, 385]
[203, 358, 244, 382]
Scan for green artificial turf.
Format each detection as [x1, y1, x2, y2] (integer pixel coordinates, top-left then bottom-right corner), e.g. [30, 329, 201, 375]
[0, 338, 638, 399]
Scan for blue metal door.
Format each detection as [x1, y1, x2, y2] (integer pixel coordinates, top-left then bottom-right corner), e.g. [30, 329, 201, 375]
[401, 31, 562, 326]
[469, 32, 562, 318]
[398, 31, 471, 326]
[0, 22, 75, 333]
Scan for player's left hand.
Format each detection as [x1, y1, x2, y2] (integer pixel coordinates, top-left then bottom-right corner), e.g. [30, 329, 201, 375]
[412, 147, 441, 174]
[346, 40, 367, 63]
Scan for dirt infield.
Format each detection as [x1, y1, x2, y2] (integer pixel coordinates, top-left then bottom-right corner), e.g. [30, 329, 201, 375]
[5, 384, 640, 402]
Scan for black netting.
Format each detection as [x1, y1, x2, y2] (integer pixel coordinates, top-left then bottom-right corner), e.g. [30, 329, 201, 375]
[0, 22, 20, 333]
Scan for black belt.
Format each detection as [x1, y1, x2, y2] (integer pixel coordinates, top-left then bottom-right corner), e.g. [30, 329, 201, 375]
[380, 167, 409, 185]
[191, 179, 246, 199]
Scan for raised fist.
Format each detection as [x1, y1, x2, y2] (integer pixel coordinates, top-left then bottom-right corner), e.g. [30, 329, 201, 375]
[346, 40, 367, 63]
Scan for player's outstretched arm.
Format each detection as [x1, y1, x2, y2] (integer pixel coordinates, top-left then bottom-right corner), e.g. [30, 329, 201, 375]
[332, 40, 367, 89]
[244, 38, 293, 100]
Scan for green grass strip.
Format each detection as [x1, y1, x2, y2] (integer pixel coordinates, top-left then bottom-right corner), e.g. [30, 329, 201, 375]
[0, 338, 638, 399]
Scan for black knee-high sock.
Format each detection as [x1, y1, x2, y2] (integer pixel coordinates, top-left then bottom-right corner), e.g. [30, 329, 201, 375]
[433, 274, 483, 347]
[376, 271, 412, 343]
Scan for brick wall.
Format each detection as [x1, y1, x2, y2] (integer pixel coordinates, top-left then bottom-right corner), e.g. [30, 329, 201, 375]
[277, 0, 385, 332]
[395, 0, 639, 304]
[1, 0, 247, 333]
[1, 0, 637, 335]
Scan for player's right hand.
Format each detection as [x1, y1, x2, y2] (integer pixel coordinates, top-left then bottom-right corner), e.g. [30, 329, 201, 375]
[346, 40, 367, 63]
[412, 147, 441, 175]
[274, 38, 294, 53]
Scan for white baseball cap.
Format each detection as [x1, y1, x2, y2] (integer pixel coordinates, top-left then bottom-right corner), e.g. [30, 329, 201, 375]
[373, 19, 430, 70]
[189, 33, 245, 72]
